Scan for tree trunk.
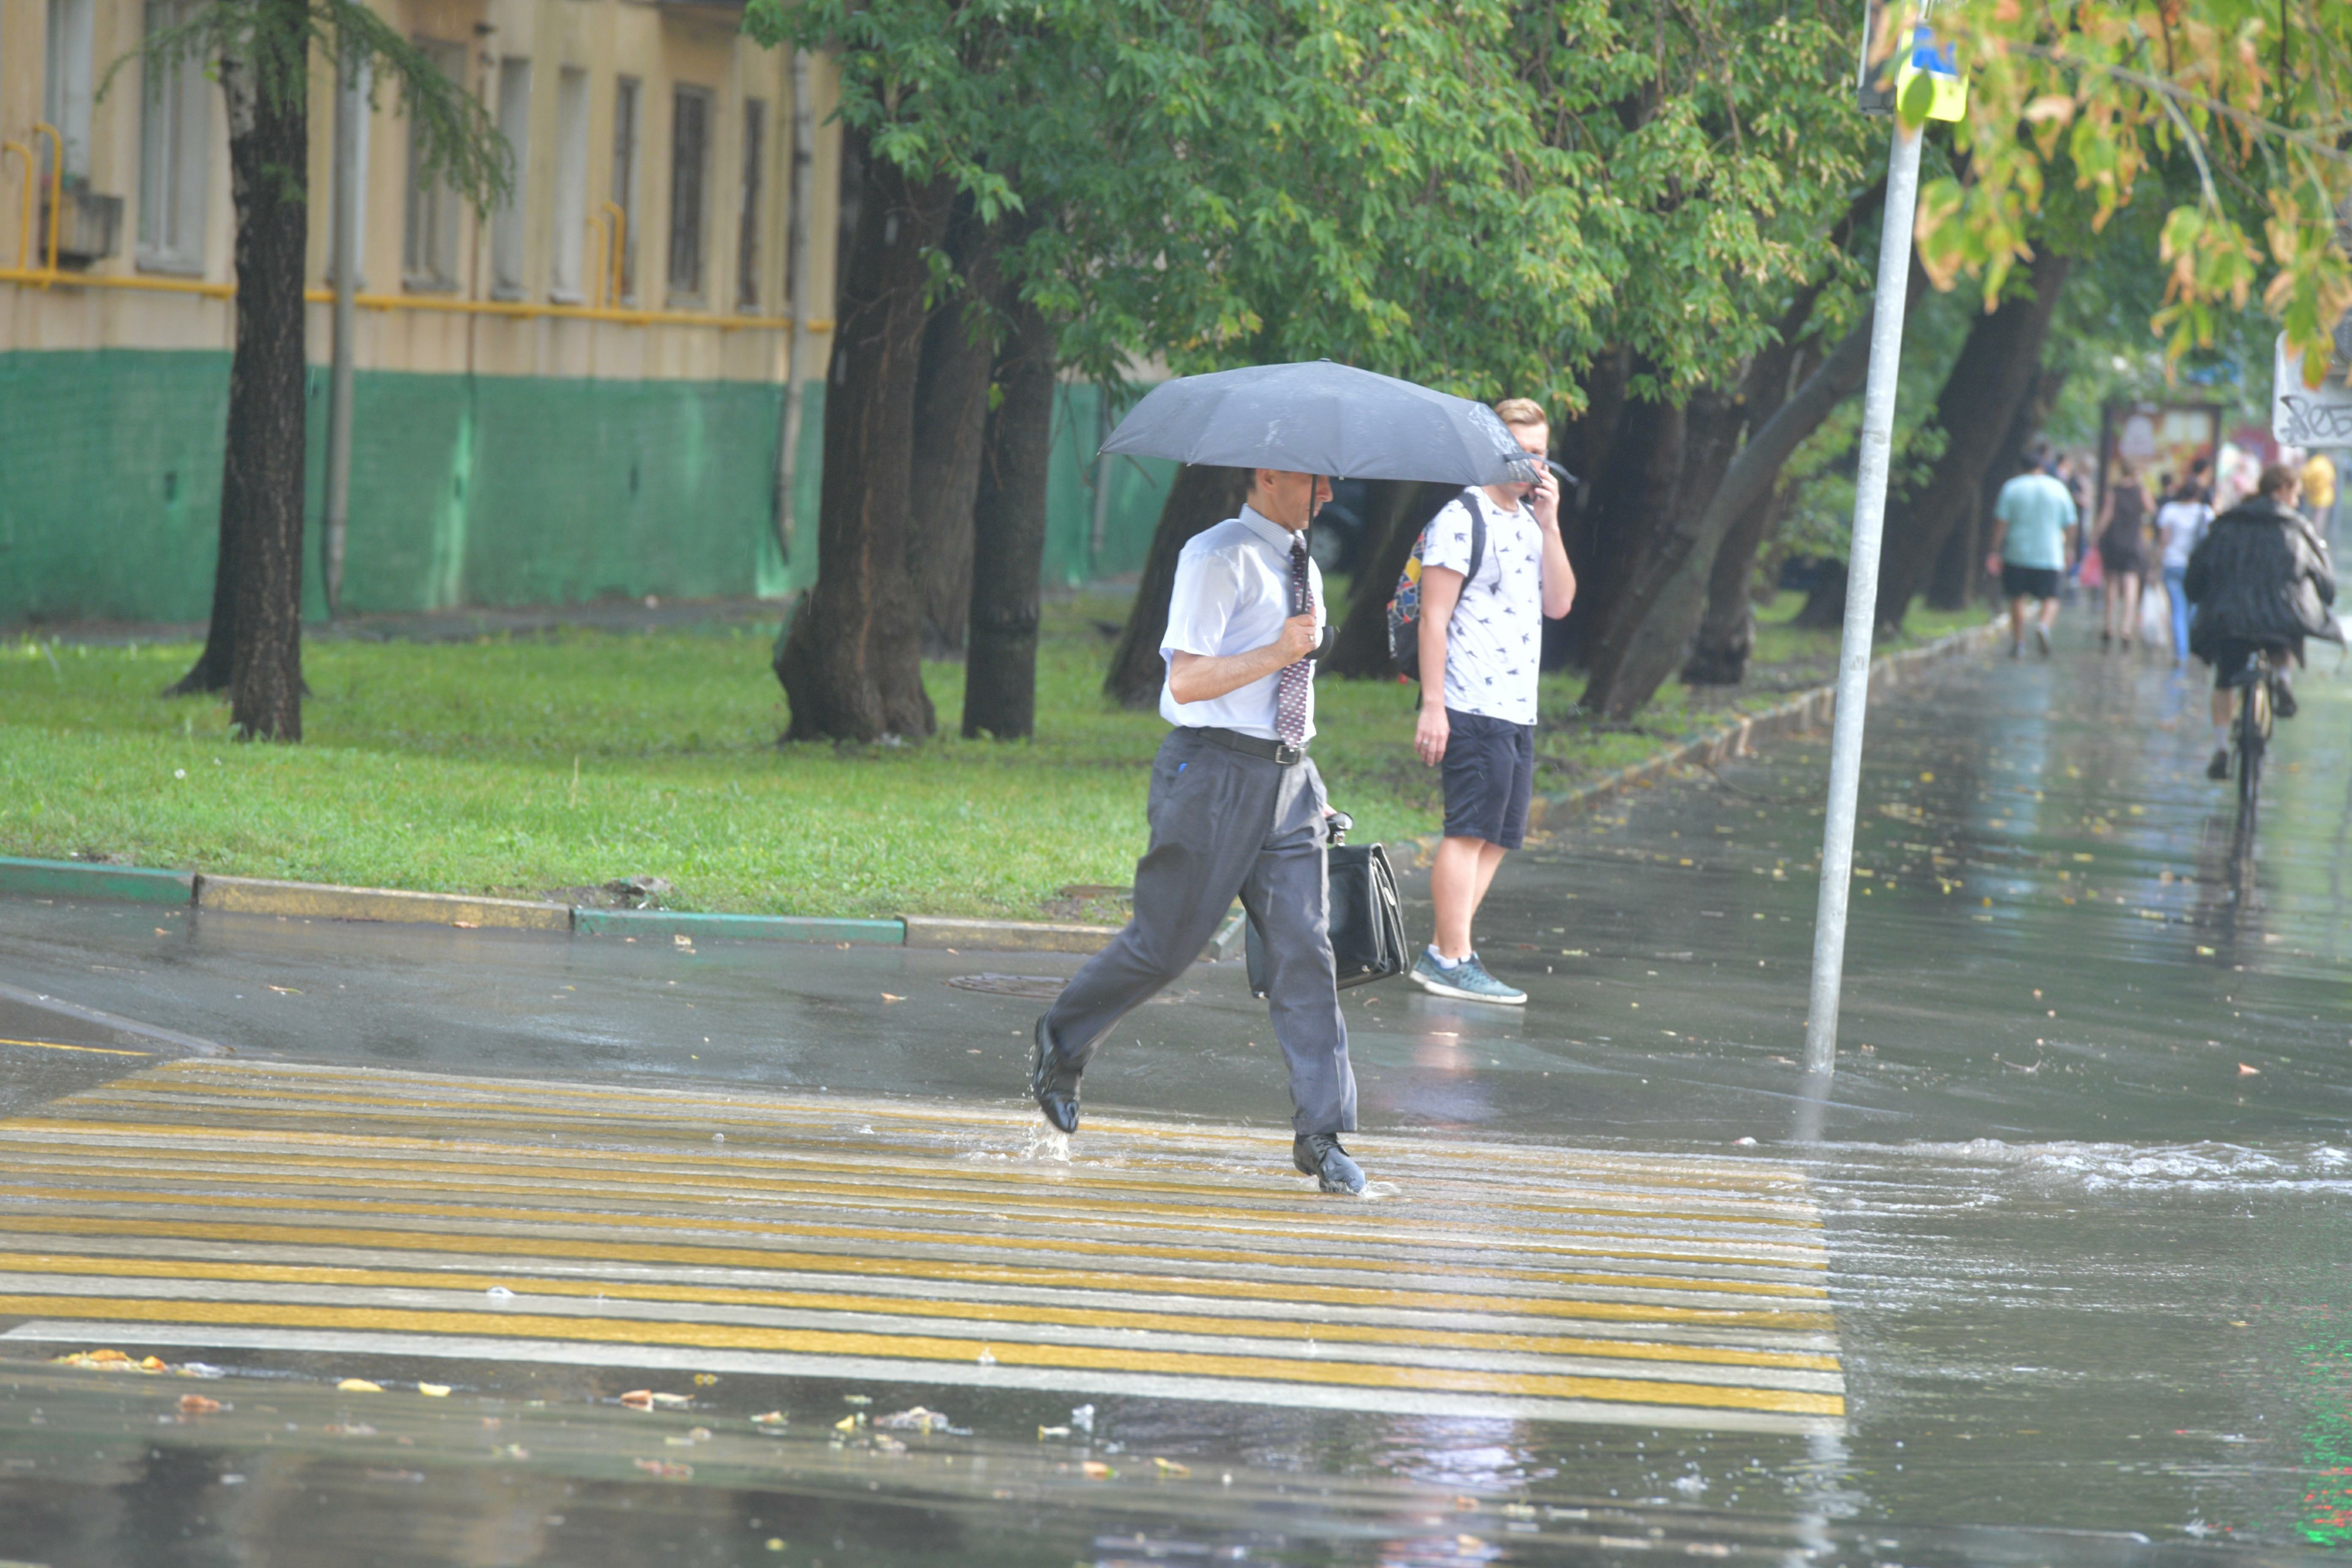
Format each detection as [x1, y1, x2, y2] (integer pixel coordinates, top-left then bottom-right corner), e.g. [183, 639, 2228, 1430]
[1681, 487, 1785, 685]
[213, 21, 309, 740]
[906, 203, 1002, 656]
[1324, 480, 1455, 678]
[1794, 558, 1847, 628]
[1874, 247, 2073, 630]
[962, 293, 1055, 739]
[1580, 311, 1879, 718]
[1546, 347, 1634, 669]
[1102, 464, 1250, 709]
[774, 133, 953, 741]
[1932, 362, 2067, 609]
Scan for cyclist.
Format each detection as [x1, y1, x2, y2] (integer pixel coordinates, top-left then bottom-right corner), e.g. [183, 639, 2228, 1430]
[2183, 463, 2339, 781]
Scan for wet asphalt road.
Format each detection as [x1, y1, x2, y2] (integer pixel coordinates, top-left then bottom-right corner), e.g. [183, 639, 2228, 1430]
[5, 619, 2352, 1565]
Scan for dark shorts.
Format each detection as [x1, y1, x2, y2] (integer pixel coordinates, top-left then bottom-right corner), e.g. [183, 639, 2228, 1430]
[2000, 563, 2062, 601]
[1441, 709, 1535, 850]
[2208, 637, 2297, 691]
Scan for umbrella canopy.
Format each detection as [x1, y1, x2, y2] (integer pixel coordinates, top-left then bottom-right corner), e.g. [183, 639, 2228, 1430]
[1099, 361, 1540, 487]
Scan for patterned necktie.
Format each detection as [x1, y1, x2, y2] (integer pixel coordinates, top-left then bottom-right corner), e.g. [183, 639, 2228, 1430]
[1275, 538, 1313, 747]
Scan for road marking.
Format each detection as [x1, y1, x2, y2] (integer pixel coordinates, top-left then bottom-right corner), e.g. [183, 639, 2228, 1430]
[0, 1060, 1848, 1431]
[0, 1037, 151, 1057]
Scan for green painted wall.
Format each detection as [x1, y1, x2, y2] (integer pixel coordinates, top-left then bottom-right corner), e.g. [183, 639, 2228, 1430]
[0, 348, 1173, 626]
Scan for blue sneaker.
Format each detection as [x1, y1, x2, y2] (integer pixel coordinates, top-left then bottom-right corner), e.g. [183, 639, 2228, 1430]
[1407, 950, 1527, 1005]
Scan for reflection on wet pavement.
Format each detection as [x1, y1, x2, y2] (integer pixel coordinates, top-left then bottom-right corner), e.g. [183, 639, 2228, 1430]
[7, 626, 2352, 1561]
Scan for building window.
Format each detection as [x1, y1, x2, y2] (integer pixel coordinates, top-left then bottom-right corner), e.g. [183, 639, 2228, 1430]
[667, 86, 711, 303]
[490, 57, 532, 297]
[551, 66, 589, 301]
[136, 0, 208, 273]
[610, 76, 639, 302]
[403, 38, 468, 290]
[736, 99, 765, 310]
[45, 0, 95, 186]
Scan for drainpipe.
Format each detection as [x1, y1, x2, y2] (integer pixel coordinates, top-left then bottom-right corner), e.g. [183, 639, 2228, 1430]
[773, 46, 814, 567]
[322, 30, 362, 616]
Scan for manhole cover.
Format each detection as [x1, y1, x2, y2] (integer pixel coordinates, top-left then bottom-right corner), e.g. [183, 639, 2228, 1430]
[945, 974, 1068, 999]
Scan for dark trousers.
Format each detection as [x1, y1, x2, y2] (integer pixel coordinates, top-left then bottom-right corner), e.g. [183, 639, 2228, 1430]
[1041, 727, 1356, 1135]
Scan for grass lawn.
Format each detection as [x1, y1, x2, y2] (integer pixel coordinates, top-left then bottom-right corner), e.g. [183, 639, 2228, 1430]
[1, 591, 1984, 919]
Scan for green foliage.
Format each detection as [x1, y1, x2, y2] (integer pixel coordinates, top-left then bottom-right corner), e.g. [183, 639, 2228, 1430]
[744, 0, 1874, 413]
[108, 0, 509, 212]
[1922, 0, 2351, 378]
[0, 601, 1968, 917]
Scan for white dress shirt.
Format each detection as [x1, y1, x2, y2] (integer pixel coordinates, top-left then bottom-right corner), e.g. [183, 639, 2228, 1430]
[1159, 505, 1327, 741]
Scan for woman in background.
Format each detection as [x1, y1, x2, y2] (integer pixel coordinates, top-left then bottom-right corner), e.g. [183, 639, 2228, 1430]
[2154, 475, 2215, 666]
[2097, 460, 2151, 650]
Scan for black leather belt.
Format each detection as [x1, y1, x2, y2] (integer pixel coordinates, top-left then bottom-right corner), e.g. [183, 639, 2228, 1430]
[1197, 726, 1306, 766]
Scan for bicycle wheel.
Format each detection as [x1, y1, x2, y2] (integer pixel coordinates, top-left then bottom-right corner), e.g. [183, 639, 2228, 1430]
[2238, 664, 2270, 813]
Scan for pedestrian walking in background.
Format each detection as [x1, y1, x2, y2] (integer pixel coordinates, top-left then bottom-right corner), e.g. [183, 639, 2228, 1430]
[2185, 463, 2339, 780]
[1029, 465, 1372, 1195]
[1986, 449, 2080, 658]
[2154, 479, 2214, 665]
[2302, 452, 2338, 538]
[1406, 398, 1576, 1006]
[2096, 460, 2151, 651]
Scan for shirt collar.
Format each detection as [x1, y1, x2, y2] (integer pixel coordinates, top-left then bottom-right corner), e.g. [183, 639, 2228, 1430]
[1237, 504, 1303, 553]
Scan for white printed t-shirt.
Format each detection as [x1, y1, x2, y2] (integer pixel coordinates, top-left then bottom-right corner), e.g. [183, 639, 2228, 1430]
[1421, 489, 1544, 726]
[2156, 498, 2213, 571]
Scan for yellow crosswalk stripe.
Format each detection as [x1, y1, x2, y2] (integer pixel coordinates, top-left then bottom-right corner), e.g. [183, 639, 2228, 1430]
[0, 1061, 1848, 1430]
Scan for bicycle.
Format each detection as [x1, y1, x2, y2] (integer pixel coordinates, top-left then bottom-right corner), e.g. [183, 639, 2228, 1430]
[2233, 647, 2282, 821]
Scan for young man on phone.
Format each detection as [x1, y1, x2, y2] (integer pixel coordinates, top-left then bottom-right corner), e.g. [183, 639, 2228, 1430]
[1407, 399, 1576, 1005]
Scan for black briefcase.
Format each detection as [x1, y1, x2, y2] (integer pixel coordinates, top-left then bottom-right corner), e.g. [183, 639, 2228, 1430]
[1245, 814, 1409, 998]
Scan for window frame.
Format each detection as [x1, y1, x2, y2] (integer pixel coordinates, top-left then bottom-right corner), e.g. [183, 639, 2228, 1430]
[665, 84, 713, 306]
[135, 0, 210, 276]
[402, 37, 469, 293]
[488, 56, 533, 300]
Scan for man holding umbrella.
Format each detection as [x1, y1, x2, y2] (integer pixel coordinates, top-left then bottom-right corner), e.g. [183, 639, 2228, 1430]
[1030, 465, 1365, 1193]
[1028, 361, 1539, 1197]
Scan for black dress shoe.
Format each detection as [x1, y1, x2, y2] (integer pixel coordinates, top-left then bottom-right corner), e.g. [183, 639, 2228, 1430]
[2275, 682, 2299, 719]
[1292, 1132, 1365, 1196]
[1029, 1017, 1081, 1134]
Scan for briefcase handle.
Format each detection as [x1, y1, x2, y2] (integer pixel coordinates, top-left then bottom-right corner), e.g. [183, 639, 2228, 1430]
[1324, 809, 1354, 845]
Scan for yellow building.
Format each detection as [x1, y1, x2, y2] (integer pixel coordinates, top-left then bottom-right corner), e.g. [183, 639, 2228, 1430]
[1, 0, 843, 621]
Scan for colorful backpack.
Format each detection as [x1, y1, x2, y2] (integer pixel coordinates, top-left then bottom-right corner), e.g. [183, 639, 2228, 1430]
[1386, 488, 1486, 680]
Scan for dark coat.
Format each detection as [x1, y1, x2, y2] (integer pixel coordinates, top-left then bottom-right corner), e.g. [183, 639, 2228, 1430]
[2182, 496, 2339, 659]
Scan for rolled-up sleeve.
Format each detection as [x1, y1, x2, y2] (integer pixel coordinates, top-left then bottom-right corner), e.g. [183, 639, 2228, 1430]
[1162, 545, 1239, 661]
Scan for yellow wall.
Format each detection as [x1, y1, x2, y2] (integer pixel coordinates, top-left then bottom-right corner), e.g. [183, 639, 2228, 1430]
[0, 0, 837, 381]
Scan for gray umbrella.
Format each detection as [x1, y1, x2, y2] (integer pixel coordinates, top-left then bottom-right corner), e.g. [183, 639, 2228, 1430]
[1097, 360, 1540, 486]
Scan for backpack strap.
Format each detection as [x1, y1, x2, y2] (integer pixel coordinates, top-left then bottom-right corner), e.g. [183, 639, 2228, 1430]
[1455, 486, 1489, 591]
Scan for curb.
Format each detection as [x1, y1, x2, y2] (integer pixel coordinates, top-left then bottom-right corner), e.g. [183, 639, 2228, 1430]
[196, 875, 573, 931]
[572, 909, 906, 945]
[0, 856, 195, 906]
[0, 620, 1997, 947]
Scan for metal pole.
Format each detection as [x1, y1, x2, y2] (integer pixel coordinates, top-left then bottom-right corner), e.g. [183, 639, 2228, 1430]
[1801, 116, 1924, 1076]
[773, 47, 815, 566]
[323, 35, 360, 617]
[1089, 384, 1114, 574]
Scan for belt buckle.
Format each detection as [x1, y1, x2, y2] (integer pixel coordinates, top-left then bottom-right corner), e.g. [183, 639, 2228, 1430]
[1274, 742, 1303, 766]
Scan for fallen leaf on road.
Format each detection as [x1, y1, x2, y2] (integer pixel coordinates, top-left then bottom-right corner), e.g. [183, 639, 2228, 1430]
[267, 985, 301, 995]
[1081, 1461, 1114, 1479]
[1037, 1425, 1070, 1439]
[749, 1411, 787, 1426]
[633, 1458, 691, 1479]
[877, 1406, 949, 1432]
[833, 1414, 863, 1432]
[416, 1383, 450, 1398]
[619, 1390, 657, 1411]
[2239, 1063, 2262, 1076]
[177, 1394, 223, 1414]
[872, 1433, 907, 1454]
[842, 1394, 871, 1405]
[337, 1379, 383, 1393]
[692, 1373, 719, 1386]
[452, 921, 480, 930]
[1152, 1457, 1191, 1477]
[881, 993, 905, 1003]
